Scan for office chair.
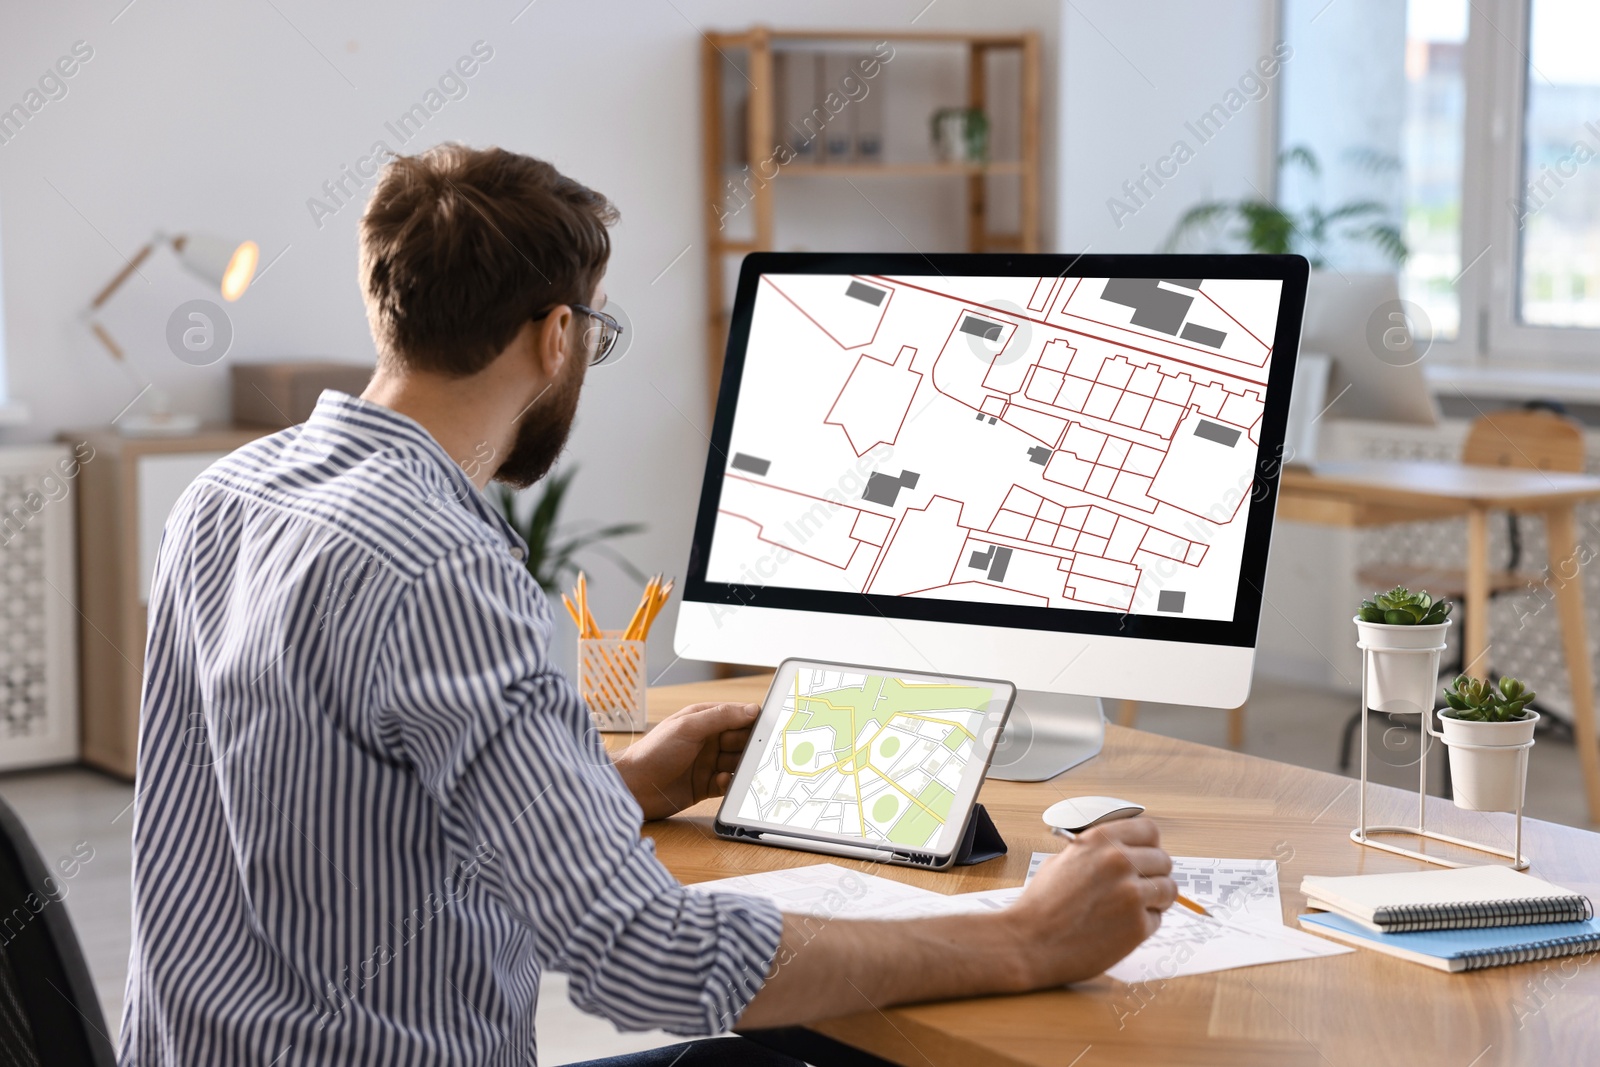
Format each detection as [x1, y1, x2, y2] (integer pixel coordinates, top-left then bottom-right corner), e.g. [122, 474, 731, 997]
[1337, 404, 1586, 772]
[0, 795, 117, 1067]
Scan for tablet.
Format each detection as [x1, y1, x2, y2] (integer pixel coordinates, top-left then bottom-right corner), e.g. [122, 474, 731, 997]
[715, 658, 1016, 869]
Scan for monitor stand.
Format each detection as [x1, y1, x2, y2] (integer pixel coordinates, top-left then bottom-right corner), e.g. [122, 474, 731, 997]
[986, 690, 1106, 782]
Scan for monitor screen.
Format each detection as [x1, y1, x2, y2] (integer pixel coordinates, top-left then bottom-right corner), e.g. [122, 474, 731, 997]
[686, 254, 1304, 648]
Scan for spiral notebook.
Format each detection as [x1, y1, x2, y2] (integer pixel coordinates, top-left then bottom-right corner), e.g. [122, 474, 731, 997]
[1301, 865, 1593, 933]
[1298, 912, 1600, 972]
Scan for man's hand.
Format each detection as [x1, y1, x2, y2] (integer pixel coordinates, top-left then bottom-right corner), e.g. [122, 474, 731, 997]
[612, 702, 760, 820]
[1003, 817, 1177, 987]
[739, 816, 1176, 1029]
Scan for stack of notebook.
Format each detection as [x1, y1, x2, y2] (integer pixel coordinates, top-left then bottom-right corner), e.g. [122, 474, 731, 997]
[1298, 865, 1599, 972]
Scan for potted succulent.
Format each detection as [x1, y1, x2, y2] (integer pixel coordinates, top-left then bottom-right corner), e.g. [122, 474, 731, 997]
[1354, 587, 1452, 717]
[1435, 676, 1539, 812]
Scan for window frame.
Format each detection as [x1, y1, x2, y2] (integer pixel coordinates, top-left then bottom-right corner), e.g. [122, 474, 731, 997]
[1476, 0, 1600, 363]
[1278, 0, 1600, 369]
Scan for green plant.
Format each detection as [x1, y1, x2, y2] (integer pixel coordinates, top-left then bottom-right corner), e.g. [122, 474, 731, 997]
[1164, 145, 1407, 268]
[1358, 586, 1452, 626]
[1442, 675, 1536, 723]
[488, 467, 645, 595]
[929, 107, 989, 163]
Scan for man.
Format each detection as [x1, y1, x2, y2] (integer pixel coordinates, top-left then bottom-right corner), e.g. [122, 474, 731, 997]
[121, 144, 1176, 1066]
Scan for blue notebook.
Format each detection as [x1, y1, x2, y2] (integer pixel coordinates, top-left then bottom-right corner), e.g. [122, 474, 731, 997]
[1299, 911, 1600, 972]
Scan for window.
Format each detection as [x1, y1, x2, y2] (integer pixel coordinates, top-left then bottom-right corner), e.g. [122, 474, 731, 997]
[0, 196, 7, 408]
[1515, 0, 1600, 329]
[1282, 0, 1600, 366]
[1401, 2, 1468, 340]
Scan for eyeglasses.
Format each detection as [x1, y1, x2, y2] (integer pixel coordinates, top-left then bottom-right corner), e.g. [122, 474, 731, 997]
[532, 302, 624, 366]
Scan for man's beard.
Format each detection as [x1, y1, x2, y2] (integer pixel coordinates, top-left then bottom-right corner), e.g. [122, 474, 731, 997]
[492, 356, 586, 489]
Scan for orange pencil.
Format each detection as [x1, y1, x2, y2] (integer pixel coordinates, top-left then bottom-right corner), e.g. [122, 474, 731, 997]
[577, 572, 597, 638]
[623, 576, 657, 641]
[648, 579, 674, 636]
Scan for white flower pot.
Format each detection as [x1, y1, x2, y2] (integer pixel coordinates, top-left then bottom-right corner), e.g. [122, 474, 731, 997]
[1353, 617, 1451, 717]
[1435, 709, 1538, 812]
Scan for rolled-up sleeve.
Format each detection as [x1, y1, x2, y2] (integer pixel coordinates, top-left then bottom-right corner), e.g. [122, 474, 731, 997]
[374, 545, 782, 1034]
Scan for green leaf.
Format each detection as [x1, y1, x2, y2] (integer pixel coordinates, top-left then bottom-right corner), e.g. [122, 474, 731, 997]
[1342, 146, 1402, 175]
[1383, 608, 1411, 625]
[1318, 199, 1388, 226]
[1352, 222, 1408, 265]
[488, 467, 646, 595]
[1277, 144, 1321, 177]
[1235, 201, 1296, 255]
[1162, 202, 1236, 253]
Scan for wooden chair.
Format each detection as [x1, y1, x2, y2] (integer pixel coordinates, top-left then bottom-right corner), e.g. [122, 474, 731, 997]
[1117, 698, 1247, 749]
[1354, 408, 1587, 602]
[1337, 406, 1586, 770]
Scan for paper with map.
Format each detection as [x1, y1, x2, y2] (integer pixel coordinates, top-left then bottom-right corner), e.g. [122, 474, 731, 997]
[690, 853, 1349, 980]
[1022, 852, 1351, 981]
[707, 272, 1284, 620]
[735, 665, 997, 851]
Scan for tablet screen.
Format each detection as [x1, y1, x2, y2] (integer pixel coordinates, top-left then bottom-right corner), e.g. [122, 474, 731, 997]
[722, 659, 1014, 857]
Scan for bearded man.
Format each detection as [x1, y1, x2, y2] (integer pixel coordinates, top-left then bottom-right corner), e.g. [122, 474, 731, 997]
[120, 144, 1174, 1067]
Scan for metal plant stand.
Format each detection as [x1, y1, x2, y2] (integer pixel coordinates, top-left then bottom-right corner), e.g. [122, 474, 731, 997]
[1351, 636, 1530, 871]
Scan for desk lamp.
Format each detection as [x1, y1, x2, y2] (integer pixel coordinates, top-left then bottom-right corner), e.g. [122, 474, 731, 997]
[85, 232, 258, 435]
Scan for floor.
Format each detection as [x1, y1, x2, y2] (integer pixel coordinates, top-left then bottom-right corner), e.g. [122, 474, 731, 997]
[2, 675, 1591, 1063]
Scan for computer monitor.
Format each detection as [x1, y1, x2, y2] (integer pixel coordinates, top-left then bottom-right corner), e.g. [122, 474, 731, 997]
[676, 253, 1308, 780]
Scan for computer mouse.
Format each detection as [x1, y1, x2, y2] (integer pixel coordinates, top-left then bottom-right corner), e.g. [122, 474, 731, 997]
[1041, 796, 1146, 834]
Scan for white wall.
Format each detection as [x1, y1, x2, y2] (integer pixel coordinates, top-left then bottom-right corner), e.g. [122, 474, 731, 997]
[0, 0, 1063, 682]
[1056, 0, 1281, 253]
[1, 1, 1301, 683]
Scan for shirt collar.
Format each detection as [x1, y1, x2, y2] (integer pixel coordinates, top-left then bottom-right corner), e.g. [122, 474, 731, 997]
[306, 390, 528, 557]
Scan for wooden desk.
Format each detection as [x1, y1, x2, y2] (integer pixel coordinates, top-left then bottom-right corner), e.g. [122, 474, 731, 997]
[1279, 460, 1600, 824]
[624, 675, 1599, 1067]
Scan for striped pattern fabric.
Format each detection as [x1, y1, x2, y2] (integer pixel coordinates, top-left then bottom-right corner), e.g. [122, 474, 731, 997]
[118, 392, 781, 1066]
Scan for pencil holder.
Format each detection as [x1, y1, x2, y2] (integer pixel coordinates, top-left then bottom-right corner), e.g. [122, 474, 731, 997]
[578, 631, 647, 733]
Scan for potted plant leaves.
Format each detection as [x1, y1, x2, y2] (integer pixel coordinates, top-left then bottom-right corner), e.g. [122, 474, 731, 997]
[1435, 676, 1538, 812]
[488, 467, 645, 594]
[1354, 587, 1452, 717]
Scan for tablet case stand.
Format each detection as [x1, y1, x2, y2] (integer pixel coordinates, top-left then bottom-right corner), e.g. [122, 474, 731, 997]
[953, 804, 1007, 866]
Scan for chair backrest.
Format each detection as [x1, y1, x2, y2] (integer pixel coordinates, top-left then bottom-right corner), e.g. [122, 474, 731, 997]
[1461, 409, 1586, 473]
[0, 796, 116, 1067]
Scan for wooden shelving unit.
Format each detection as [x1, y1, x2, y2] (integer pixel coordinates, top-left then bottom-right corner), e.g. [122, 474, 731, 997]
[699, 27, 1042, 401]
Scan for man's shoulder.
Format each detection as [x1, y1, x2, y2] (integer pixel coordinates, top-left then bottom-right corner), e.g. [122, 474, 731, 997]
[183, 424, 515, 581]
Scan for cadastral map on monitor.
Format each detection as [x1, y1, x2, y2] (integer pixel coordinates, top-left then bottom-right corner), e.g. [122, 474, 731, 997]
[737, 666, 994, 848]
[705, 273, 1283, 621]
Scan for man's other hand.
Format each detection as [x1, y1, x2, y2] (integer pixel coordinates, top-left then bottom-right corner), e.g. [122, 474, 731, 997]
[1004, 818, 1177, 987]
[612, 702, 761, 820]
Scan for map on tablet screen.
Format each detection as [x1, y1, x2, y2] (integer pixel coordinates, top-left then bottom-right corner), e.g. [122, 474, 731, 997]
[735, 665, 995, 849]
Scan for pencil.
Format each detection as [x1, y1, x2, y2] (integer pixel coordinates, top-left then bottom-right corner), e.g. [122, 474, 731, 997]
[621, 589, 648, 641]
[1049, 827, 1211, 916]
[577, 572, 597, 638]
[624, 576, 659, 641]
[643, 579, 672, 638]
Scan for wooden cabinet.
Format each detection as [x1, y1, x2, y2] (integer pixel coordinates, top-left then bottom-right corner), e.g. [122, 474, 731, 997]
[62, 427, 267, 779]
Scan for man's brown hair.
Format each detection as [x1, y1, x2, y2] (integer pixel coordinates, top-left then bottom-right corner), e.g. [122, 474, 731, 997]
[359, 144, 617, 376]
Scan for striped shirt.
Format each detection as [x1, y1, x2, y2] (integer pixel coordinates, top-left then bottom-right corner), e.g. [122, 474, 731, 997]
[118, 391, 782, 1066]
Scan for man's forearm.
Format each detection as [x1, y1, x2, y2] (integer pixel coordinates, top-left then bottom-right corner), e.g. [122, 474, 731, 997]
[737, 912, 1033, 1030]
